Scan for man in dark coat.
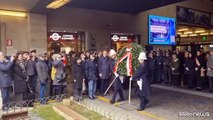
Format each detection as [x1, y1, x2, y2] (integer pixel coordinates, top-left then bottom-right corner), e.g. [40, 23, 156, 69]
[130, 52, 151, 111]
[0, 52, 15, 110]
[36, 53, 50, 99]
[109, 49, 124, 104]
[85, 54, 98, 99]
[98, 50, 110, 96]
[162, 52, 172, 83]
[147, 52, 156, 84]
[155, 51, 163, 83]
[22, 51, 38, 93]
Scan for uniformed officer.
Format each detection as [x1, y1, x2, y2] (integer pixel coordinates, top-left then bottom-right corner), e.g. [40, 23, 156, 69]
[130, 52, 151, 111]
[109, 49, 124, 104]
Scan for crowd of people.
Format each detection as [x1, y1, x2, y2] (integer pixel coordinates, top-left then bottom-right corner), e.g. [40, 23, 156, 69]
[0, 46, 213, 111]
[147, 48, 213, 92]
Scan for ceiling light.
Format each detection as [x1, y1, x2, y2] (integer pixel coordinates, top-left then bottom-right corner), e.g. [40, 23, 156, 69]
[200, 33, 209, 35]
[0, 9, 27, 17]
[177, 32, 182, 35]
[178, 28, 189, 32]
[184, 31, 193, 34]
[46, 0, 71, 9]
[195, 30, 205, 33]
[180, 35, 188, 37]
[189, 34, 198, 36]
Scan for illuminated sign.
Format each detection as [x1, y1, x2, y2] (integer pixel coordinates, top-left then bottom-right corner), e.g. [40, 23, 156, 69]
[49, 32, 76, 41]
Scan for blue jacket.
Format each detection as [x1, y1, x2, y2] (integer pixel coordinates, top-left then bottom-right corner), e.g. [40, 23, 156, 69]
[85, 59, 98, 81]
[98, 56, 110, 79]
[0, 61, 13, 88]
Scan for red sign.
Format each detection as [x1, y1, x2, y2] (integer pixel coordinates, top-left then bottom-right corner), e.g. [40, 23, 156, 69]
[6, 39, 12, 46]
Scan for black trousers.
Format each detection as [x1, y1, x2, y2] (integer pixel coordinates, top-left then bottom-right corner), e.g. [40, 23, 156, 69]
[139, 97, 149, 109]
[149, 70, 155, 83]
[162, 68, 171, 83]
[155, 67, 162, 82]
[172, 75, 180, 86]
[208, 77, 213, 91]
[195, 71, 202, 88]
[74, 88, 83, 100]
[111, 89, 124, 102]
[186, 75, 194, 89]
[100, 79, 109, 95]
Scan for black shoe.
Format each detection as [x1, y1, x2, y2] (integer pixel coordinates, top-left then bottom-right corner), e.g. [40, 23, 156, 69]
[116, 99, 124, 102]
[209, 90, 213, 92]
[89, 97, 94, 100]
[136, 108, 144, 111]
[110, 100, 115, 104]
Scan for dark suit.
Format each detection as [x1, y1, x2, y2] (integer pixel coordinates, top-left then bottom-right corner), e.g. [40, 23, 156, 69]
[184, 57, 196, 89]
[98, 56, 110, 95]
[155, 55, 163, 83]
[132, 62, 151, 109]
[109, 58, 124, 102]
[0, 61, 13, 108]
[162, 56, 172, 83]
[147, 57, 156, 83]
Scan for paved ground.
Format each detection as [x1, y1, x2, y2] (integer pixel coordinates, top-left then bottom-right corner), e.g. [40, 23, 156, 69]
[94, 85, 213, 120]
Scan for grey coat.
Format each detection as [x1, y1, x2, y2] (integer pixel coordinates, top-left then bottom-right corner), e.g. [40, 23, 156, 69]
[207, 55, 213, 77]
[0, 61, 13, 88]
[52, 60, 67, 86]
[36, 60, 49, 85]
[98, 56, 110, 79]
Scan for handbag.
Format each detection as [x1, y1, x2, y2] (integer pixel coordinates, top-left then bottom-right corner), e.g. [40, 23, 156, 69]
[56, 73, 66, 82]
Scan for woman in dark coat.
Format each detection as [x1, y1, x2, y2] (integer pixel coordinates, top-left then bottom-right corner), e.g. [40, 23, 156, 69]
[184, 52, 196, 89]
[195, 51, 206, 90]
[12, 53, 28, 101]
[72, 55, 85, 101]
[130, 52, 151, 111]
[171, 53, 180, 87]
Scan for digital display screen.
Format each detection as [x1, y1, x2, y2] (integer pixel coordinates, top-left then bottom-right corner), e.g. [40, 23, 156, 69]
[149, 15, 176, 45]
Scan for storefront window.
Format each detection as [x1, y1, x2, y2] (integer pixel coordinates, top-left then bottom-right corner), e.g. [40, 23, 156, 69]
[47, 32, 85, 53]
[111, 33, 140, 51]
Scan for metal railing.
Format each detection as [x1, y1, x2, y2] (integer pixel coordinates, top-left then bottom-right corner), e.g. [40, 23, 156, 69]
[2, 94, 71, 114]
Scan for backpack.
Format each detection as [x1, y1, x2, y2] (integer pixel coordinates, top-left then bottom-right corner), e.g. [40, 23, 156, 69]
[51, 66, 57, 80]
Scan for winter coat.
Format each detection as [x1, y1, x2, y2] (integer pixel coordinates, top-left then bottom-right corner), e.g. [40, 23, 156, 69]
[72, 63, 85, 89]
[36, 60, 49, 85]
[148, 57, 156, 71]
[98, 56, 110, 79]
[184, 57, 196, 75]
[85, 59, 98, 81]
[23, 60, 37, 76]
[207, 55, 213, 77]
[52, 60, 67, 86]
[109, 58, 123, 90]
[132, 63, 151, 97]
[12, 62, 27, 93]
[0, 61, 13, 88]
[171, 59, 180, 75]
